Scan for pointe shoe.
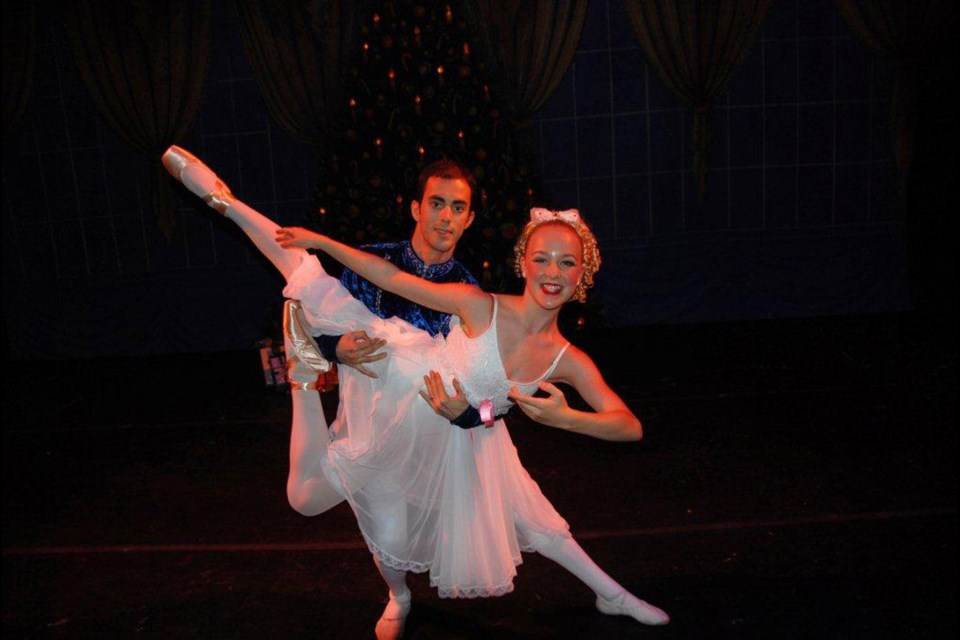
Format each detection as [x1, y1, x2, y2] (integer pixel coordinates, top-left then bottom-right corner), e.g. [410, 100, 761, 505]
[374, 591, 411, 640]
[283, 299, 331, 375]
[596, 591, 670, 625]
[161, 145, 235, 213]
[286, 357, 320, 390]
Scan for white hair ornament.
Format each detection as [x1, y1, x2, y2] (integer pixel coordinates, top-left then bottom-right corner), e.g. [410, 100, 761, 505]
[529, 207, 581, 224]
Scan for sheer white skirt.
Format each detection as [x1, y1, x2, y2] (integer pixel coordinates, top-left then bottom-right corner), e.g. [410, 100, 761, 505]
[283, 255, 571, 598]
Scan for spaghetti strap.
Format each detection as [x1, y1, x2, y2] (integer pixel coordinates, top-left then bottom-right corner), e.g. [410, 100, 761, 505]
[541, 342, 570, 381]
[484, 295, 499, 337]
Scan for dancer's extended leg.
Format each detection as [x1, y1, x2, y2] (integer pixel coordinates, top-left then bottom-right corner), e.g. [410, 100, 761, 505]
[225, 199, 305, 280]
[163, 146, 377, 333]
[162, 145, 305, 281]
[372, 557, 411, 640]
[537, 536, 669, 625]
[163, 147, 349, 516]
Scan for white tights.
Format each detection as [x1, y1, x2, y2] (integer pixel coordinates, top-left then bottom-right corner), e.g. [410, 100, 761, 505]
[536, 535, 625, 601]
[223, 200, 346, 516]
[224, 200, 304, 281]
[284, 334, 346, 516]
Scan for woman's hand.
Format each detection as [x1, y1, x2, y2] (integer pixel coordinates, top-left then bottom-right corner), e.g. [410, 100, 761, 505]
[507, 382, 570, 426]
[275, 226, 324, 249]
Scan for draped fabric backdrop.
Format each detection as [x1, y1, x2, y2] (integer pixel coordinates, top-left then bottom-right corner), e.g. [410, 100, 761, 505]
[1, 0, 36, 137]
[834, 0, 959, 191]
[622, 0, 771, 199]
[462, 0, 588, 130]
[1, 0, 927, 359]
[64, 0, 212, 240]
[235, 0, 366, 147]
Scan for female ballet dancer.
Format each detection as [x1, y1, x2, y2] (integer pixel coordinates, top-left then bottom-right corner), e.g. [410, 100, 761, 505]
[162, 146, 669, 638]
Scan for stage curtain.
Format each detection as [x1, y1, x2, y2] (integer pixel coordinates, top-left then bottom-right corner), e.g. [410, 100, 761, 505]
[2, 0, 36, 137]
[235, 0, 365, 146]
[834, 0, 958, 191]
[461, 0, 588, 129]
[622, 0, 770, 199]
[64, 0, 212, 240]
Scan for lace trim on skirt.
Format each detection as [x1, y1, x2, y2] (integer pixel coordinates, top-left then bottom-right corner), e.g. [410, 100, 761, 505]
[432, 579, 516, 599]
[364, 536, 431, 574]
[364, 535, 528, 599]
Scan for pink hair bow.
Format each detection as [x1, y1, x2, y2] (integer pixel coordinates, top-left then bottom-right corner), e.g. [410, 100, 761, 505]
[530, 207, 581, 224]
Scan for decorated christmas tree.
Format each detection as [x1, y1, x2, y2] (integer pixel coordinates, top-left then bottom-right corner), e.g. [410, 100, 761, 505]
[312, 0, 538, 293]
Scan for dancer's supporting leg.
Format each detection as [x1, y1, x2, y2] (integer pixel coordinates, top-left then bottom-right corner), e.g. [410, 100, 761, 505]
[372, 557, 412, 640]
[537, 536, 670, 625]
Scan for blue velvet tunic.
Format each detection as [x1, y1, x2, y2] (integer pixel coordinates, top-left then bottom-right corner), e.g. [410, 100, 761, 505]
[340, 240, 478, 338]
[316, 240, 485, 428]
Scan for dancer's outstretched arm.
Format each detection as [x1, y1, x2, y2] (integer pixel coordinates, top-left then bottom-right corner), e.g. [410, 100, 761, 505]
[276, 226, 492, 333]
[508, 346, 643, 442]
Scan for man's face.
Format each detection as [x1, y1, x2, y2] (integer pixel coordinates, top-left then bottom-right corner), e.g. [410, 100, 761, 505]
[411, 176, 475, 263]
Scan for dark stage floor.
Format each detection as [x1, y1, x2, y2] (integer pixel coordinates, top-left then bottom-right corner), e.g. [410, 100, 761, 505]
[3, 312, 957, 639]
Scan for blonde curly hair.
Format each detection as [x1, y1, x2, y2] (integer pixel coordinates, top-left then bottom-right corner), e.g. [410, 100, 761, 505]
[512, 213, 601, 303]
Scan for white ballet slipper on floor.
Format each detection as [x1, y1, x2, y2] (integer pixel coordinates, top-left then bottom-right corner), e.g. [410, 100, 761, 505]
[375, 590, 411, 640]
[161, 145, 235, 213]
[595, 591, 670, 625]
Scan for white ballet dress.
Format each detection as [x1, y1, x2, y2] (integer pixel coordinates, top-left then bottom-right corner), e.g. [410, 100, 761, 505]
[283, 255, 573, 598]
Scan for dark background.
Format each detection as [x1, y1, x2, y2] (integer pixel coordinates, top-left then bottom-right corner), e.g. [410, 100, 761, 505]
[3, 0, 955, 360]
[3, 2, 957, 637]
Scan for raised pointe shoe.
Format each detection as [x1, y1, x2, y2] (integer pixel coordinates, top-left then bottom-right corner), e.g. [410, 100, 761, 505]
[161, 145, 235, 213]
[283, 299, 331, 376]
[596, 591, 670, 625]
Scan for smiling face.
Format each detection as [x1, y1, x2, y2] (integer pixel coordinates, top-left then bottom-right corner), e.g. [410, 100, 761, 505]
[410, 176, 475, 265]
[520, 223, 585, 310]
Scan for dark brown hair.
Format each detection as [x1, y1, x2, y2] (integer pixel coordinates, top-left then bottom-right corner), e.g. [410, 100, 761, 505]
[415, 159, 476, 208]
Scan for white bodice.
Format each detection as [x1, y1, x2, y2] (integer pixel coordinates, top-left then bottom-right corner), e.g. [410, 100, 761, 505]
[439, 296, 569, 416]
